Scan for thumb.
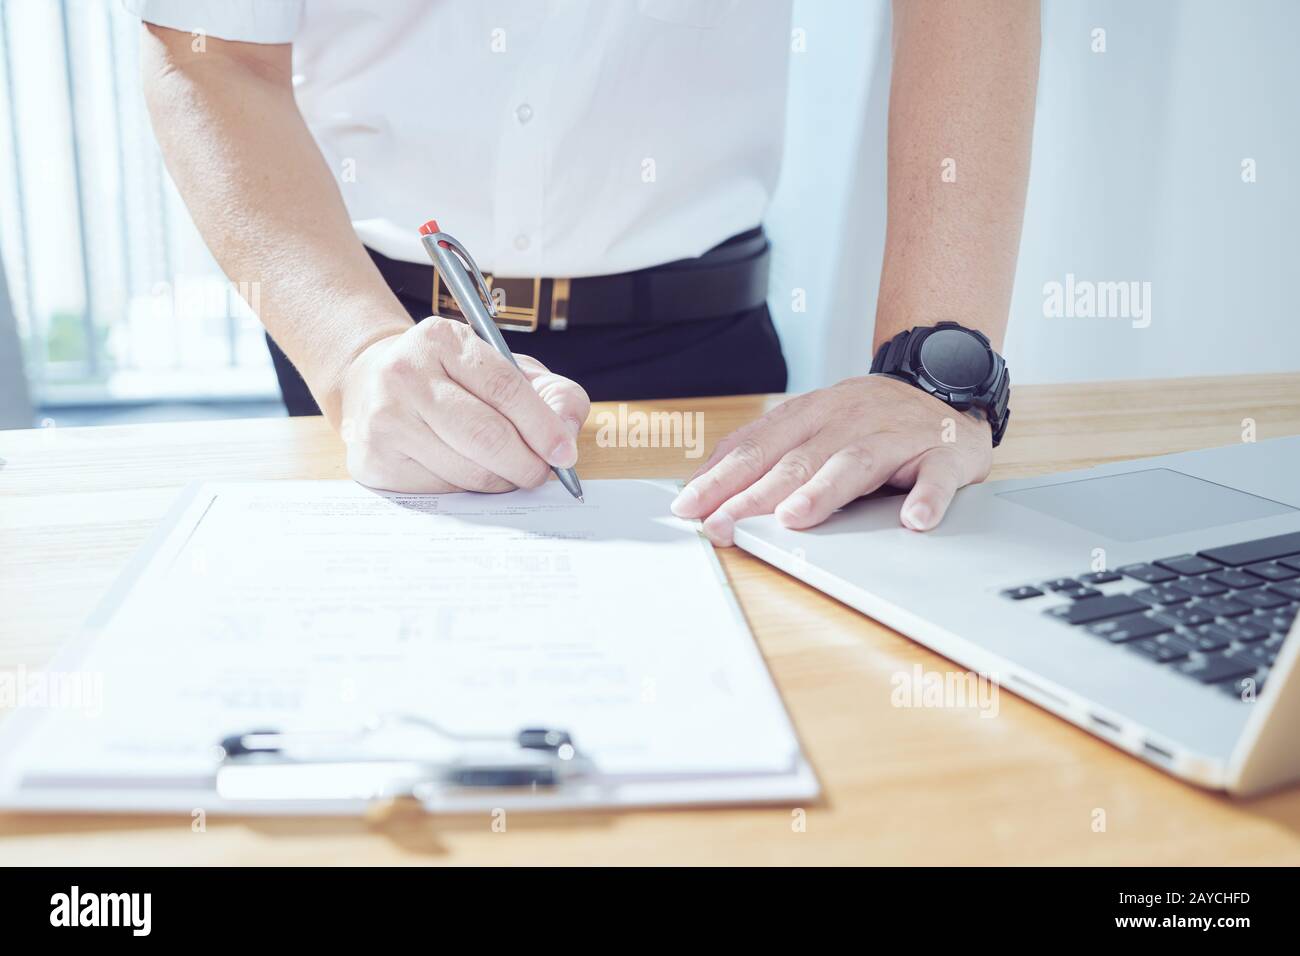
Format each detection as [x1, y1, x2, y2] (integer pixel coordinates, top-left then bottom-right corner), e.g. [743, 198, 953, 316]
[516, 354, 590, 436]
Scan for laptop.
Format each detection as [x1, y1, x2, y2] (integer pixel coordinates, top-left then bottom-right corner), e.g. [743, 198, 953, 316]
[732, 435, 1300, 796]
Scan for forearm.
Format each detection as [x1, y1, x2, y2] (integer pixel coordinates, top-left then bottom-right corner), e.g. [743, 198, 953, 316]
[140, 25, 411, 422]
[875, 0, 1040, 352]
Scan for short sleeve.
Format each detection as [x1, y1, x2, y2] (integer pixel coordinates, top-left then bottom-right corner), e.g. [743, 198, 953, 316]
[120, 0, 304, 44]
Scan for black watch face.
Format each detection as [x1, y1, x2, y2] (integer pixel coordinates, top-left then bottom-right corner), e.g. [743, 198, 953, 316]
[917, 328, 992, 390]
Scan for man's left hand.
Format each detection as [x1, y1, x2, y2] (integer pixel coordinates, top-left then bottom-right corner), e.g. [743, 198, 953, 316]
[670, 375, 994, 546]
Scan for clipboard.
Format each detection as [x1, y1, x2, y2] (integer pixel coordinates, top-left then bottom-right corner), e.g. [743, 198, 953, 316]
[0, 479, 820, 815]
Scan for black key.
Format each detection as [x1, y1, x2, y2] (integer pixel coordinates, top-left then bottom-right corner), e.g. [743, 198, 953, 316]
[1244, 643, 1278, 666]
[1279, 556, 1300, 573]
[1119, 563, 1177, 584]
[1002, 585, 1044, 600]
[1207, 569, 1265, 589]
[1174, 652, 1258, 685]
[1218, 674, 1265, 702]
[1199, 531, 1300, 567]
[1043, 577, 1081, 591]
[1086, 613, 1172, 643]
[1236, 589, 1289, 611]
[1268, 581, 1300, 601]
[1254, 609, 1298, 634]
[1079, 570, 1122, 585]
[1218, 619, 1272, 643]
[1195, 596, 1252, 618]
[1061, 586, 1103, 600]
[1046, 593, 1148, 625]
[1155, 554, 1222, 576]
[1190, 624, 1236, 652]
[1128, 633, 1196, 663]
[1244, 561, 1300, 582]
[1132, 585, 1191, 606]
[1170, 577, 1228, 598]
[1155, 605, 1215, 628]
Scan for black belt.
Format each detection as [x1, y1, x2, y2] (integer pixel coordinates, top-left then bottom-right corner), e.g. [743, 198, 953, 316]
[372, 227, 770, 333]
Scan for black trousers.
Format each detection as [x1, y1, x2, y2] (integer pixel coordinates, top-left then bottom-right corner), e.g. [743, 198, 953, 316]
[267, 248, 789, 417]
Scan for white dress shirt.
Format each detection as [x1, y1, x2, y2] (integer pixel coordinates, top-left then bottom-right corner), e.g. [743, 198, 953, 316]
[125, 0, 793, 277]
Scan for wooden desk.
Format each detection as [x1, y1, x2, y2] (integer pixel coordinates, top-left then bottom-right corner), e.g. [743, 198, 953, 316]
[3, 374, 1300, 865]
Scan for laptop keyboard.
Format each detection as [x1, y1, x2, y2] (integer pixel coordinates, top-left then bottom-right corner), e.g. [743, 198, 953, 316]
[1001, 530, 1300, 701]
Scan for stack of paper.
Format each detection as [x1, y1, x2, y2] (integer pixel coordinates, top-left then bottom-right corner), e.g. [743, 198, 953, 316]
[0, 480, 817, 813]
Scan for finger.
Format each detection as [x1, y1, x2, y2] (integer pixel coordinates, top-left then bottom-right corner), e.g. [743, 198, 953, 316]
[392, 414, 516, 493]
[346, 441, 459, 494]
[688, 394, 807, 480]
[700, 440, 834, 547]
[671, 400, 816, 519]
[431, 323, 577, 469]
[517, 354, 590, 436]
[897, 447, 965, 531]
[689, 419, 761, 482]
[425, 381, 554, 490]
[775, 441, 912, 530]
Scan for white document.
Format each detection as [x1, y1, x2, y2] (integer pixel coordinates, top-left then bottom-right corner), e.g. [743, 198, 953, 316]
[0, 480, 817, 813]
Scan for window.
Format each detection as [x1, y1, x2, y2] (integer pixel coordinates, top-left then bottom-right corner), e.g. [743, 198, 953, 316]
[0, 0, 277, 409]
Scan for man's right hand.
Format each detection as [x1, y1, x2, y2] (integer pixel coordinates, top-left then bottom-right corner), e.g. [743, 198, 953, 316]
[338, 317, 590, 494]
[138, 27, 588, 494]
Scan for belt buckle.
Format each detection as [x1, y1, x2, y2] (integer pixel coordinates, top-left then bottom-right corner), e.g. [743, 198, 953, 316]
[433, 273, 571, 333]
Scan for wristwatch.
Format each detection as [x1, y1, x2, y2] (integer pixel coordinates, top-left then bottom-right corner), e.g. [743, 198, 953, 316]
[870, 321, 1011, 446]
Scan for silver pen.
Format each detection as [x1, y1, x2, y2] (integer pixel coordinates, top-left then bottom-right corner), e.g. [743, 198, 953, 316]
[418, 219, 584, 502]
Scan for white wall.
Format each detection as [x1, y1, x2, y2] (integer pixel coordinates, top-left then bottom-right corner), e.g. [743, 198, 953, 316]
[767, 0, 1300, 390]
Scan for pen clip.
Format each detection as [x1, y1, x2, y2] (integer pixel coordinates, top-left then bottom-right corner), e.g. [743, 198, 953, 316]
[430, 232, 498, 319]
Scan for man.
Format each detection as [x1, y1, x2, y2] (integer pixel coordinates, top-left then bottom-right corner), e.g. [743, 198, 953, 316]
[131, 0, 1038, 544]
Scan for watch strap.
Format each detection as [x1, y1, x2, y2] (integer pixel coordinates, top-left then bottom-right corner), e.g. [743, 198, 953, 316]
[870, 323, 1011, 447]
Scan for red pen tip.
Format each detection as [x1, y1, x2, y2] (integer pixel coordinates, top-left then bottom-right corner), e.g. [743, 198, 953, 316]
[418, 219, 440, 236]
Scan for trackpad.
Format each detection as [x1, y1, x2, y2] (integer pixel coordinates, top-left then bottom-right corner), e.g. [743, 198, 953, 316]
[997, 468, 1296, 542]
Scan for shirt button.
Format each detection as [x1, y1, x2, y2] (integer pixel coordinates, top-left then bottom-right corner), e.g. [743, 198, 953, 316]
[513, 234, 531, 251]
[515, 103, 533, 124]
